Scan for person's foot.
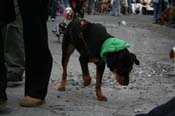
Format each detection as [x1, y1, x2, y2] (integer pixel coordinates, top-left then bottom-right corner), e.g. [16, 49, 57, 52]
[18, 96, 44, 107]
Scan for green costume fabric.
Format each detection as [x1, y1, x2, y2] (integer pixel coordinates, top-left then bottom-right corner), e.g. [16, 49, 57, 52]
[100, 37, 130, 62]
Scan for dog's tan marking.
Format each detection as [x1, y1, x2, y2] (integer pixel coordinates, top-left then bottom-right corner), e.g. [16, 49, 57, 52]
[96, 70, 107, 101]
[83, 75, 91, 86]
[58, 45, 75, 91]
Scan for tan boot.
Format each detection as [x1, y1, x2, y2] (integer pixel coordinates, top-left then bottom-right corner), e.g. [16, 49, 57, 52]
[19, 96, 44, 107]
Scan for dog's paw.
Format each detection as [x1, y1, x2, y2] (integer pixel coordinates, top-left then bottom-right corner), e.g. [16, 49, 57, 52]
[83, 76, 91, 86]
[97, 96, 107, 101]
[58, 87, 66, 91]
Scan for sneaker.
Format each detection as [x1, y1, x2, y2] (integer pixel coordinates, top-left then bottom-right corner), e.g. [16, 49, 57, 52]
[51, 18, 55, 22]
[19, 96, 44, 107]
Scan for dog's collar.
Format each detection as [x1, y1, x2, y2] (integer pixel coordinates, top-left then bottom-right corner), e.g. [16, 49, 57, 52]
[100, 37, 130, 62]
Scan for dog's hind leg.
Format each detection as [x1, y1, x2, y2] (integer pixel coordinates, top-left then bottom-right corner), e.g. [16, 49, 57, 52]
[95, 63, 107, 101]
[58, 44, 75, 91]
[79, 56, 91, 86]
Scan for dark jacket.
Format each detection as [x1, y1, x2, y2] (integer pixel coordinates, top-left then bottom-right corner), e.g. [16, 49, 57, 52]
[0, 0, 16, 24]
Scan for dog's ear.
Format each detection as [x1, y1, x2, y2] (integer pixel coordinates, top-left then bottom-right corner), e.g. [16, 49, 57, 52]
[130, 53, 140, 65]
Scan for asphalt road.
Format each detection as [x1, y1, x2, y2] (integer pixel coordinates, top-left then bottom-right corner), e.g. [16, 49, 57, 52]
[1, 14, 175, 116]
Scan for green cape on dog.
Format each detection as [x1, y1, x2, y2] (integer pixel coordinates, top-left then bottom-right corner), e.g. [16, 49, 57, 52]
[100, 37, 130, 62]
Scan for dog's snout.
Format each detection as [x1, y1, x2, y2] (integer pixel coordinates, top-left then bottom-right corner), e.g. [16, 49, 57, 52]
[113, 71, 129, 85]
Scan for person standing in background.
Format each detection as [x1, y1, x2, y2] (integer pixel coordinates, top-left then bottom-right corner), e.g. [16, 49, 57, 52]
[111, 0, 122, 16]
[0, 0, 16, 109]
[87, 0, 93, 14]
[49, 0, 57, 21]
[62, 0, 70, 7]
[153, 0, 163, 24]
[5, 0, 25, 83]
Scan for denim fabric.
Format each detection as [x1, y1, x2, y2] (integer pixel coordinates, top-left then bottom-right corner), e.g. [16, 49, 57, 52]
[112, 0, 121, 16]
[153, 1, 162, 22]
[62, 0, 70, 7]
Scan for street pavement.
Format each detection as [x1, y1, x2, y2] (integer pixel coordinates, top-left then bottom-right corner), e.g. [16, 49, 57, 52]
[1, 14, 175, 116]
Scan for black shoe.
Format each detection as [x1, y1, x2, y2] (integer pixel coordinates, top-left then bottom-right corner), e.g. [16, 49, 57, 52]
[7, 73, 22, 82]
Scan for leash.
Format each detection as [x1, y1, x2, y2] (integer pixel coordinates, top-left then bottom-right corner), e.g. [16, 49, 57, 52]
[79, 31, 94, 60]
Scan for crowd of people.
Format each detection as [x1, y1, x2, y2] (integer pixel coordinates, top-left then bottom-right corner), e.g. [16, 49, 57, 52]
[49, 0, 175, 23]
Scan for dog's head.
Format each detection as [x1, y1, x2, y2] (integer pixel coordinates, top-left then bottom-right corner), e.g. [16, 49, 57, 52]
[64, 7, 74, 20]
[106, 49, 139, 85]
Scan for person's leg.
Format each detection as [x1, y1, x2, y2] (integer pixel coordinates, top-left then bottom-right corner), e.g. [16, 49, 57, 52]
[127, 0, 132, 14]
[0, 24, 7, 106]
[50, 0, 57, 21]
[116, 0, 121, 16]
[112, 1, 116, 15]
[87, 0, 93, 14]
[5, 2, 25, 82]
[153, 3, 158, 23]
[18, 0, 53, 107]
[158, 2, 162, 21]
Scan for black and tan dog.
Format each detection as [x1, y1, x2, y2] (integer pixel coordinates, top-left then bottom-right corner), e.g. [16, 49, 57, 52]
[58, 18, 140, 101]
[159, 7, 175, 26]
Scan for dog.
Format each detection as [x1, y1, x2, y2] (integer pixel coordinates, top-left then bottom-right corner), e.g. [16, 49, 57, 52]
[52, 7, 73, 43]
[170, 46, 175, 61]
[58, 18, 140, 101]
[99, 1, 111, 14]
[52, 22, 67, 43]
[159, 7, 175, 26]
[64, 7, 74, 21]
[131, 3, 143, 14]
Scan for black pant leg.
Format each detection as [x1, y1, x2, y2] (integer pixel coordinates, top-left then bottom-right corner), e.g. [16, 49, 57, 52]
[147, 97, 175, 116]
[18, 0, 53, 100]
[0, 25, 7, 100]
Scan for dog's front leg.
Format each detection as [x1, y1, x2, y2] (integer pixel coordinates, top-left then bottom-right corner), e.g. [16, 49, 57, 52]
[96, 63, 107, 101]
[79, 56, 91, 86]
[58, 44, 75, 91]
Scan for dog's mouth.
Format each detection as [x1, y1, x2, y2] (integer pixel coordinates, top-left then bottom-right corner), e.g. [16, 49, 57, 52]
[112, 70, 129, 85]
